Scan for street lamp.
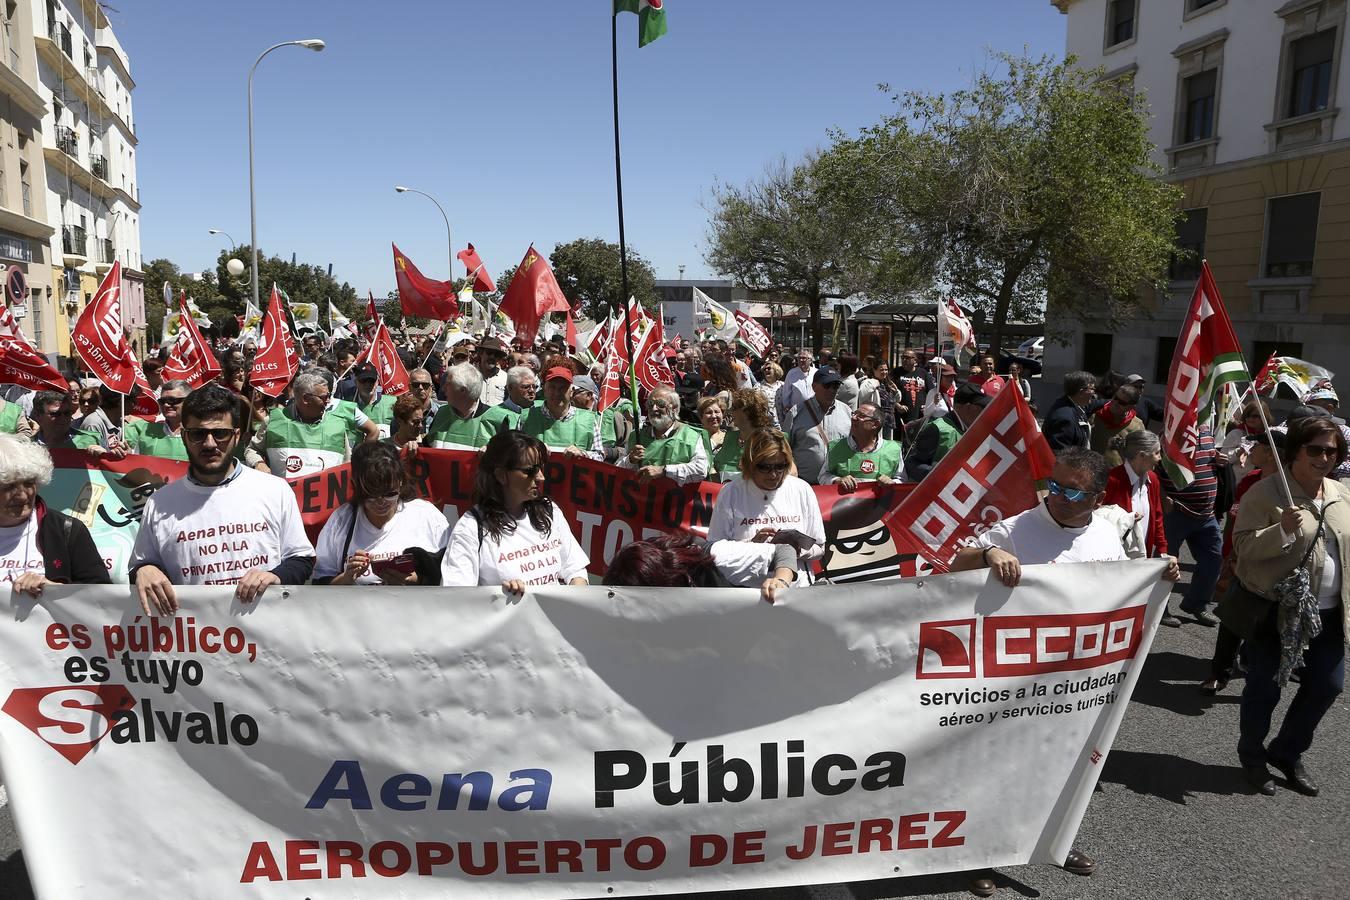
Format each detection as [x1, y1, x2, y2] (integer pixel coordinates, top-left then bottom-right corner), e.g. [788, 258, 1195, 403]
[207, 228, 237, 248]
[248, 38, 325, 312]
[394, 185, 453, 280]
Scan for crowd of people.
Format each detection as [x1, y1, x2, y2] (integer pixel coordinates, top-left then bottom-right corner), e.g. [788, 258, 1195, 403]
[2, 323, 1347, 894]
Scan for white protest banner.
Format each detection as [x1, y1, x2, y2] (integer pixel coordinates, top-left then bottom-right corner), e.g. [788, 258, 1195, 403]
[0, 561, 1169, 898]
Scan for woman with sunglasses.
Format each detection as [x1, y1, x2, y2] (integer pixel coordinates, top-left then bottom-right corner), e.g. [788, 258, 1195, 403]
[121, 379, 192, 461]
[389, 393, 429, 450]
[714, 389, 775, 480]
[314, 441, 448, 586]
[440, 430, 589, 593]
[1231, 415, 1350, 797]
[706, 429, 824, 573]
[0, 434, 110, 596]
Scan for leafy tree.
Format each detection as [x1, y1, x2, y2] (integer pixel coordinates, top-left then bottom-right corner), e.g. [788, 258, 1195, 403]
[213, 245, 360, 326]
[547, 238, 658, 322]
[821, 53, 1183, 350]
[705, 155, 888, 353]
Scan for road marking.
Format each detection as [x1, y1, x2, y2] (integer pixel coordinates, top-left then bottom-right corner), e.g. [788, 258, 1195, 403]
[0, 784, 7, 810]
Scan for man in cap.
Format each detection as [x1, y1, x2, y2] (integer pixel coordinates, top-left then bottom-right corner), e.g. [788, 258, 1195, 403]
[1122, 373, 1164, 429]
[906, 382, 990, 481]
[571, 375, 599, 411]
[821, 403, 902, 492]
[520, 366, 602, 459]
[475, 336, 510, 407]
[786, 366, 853, 484]
[620, 386, 709, 485]
[348, 362, 397, 438]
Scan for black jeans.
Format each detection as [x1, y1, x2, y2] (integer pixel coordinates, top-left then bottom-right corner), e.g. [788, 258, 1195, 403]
[1209, 624, 1243, 682]
[1237, 605, 1345, 767]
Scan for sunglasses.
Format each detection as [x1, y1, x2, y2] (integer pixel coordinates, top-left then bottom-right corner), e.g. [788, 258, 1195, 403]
[1303, 445, 1339, 460]
[1047, 478, 1096, 503]
[183, 427, 237, 444]
[513, 464, 544, 479]
[410, 382, 434, 390]
[159, 397, 186, 406]
[756, 462, 789, 474]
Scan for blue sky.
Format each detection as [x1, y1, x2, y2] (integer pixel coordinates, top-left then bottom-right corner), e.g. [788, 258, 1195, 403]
[118, 1, 1066, 297]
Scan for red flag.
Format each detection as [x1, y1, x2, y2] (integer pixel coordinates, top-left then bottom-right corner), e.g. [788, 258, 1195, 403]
[0, 334, 68, 392]
[0, 303, 21, 338]
[130, 367, 160, 418]
[392, 243, 458, 320]
[884, 383, 1054, 572]
[734, 309, 772, 358]
[498, 245, 570, 345]
[584, 317, 612, 359]
[456, 243, 496, 293]
[1161, 260, 1249, 487]
[162, 294, 222, 389]
[1252, 350, 1279, 396]
[363, 321, 411, 396]
[71, 261, 140, 394]
[564, 309, 579, 350]
[251, 284, 300, 398]
[597, 323, 633, 413]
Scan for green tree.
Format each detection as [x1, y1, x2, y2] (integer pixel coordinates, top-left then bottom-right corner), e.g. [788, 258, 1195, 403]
[547, 238, 658, 323]
[213, 245, 360, 326]
[821, 53, 1183, 351]
[705, 155, 888, 353]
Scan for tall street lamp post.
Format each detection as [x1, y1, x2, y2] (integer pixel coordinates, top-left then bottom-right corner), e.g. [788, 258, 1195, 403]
[394, 185, 453, 280]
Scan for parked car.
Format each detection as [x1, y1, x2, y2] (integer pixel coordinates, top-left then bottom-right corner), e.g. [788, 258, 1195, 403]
[1017, 336, 1044, 361]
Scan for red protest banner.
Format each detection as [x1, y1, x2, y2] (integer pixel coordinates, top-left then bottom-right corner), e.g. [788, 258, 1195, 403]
[363, 321, 410, 396]
[884, 382, 1054, 572]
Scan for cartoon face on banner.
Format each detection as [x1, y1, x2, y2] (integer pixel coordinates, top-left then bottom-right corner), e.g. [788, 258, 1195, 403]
[43, 454, 180, 582]
[815, 492, 930, 584]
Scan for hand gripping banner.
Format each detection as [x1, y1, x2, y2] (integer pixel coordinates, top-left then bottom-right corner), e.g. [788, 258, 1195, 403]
[0, 562, 1170, 897]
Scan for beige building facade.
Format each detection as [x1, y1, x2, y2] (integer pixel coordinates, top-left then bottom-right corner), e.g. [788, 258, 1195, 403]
[1047, 0, 1350, 395]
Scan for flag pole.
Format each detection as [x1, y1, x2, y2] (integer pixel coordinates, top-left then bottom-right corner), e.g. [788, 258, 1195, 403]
[612, 11, 641, 421]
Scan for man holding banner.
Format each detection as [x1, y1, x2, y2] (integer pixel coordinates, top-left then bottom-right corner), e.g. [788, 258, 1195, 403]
[130, 384, 315, 615]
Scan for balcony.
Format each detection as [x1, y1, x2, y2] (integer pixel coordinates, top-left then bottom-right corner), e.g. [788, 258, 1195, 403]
[90, 154, 107, 180]
[95, 237, 115, 273]
[56, 126, 77, 158]
[48, 22, 73, 60]
[61, 225, 88, 266]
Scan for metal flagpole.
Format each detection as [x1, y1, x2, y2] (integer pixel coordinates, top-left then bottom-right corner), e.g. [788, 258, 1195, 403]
[612, 12, 641, 422]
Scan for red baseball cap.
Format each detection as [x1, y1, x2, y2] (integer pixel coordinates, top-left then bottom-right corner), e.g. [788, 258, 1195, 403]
[544, 366, 574, 383]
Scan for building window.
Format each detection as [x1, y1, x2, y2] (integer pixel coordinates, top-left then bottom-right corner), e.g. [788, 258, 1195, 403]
[1106, 0, 1136, 47]
[1187, 0, 1221, 12]
[1083, 333, 1114, 374]
[1182, 70, 1217, 143]
[1170, 209, 1208, 282]
[1154, 337, 1178, 386]
[19, 159, 30, 217]
[1264, 192, 1320, 278]
[1288, 29, 1335, 118]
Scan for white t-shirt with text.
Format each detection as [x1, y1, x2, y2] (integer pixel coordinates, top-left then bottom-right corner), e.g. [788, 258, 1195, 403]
[706, 475, 825, 560]
[129, 464, 315, 585]
[975, 501, 1127, 565]
[0, 514, 43, 584]
[440, 501, 589, 587]
[314, 499, 449, 584]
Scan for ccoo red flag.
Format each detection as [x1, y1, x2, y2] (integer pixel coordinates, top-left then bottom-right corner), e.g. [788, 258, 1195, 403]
[363, 321, 410, 396]
[456, 243, 496, 294]
[251, 284, 300, 398]
[883, 382, 1054, 572]
[498, 245, 571, 346]
[392, 243, 458, 320]
[597, 320, 634, 413]
[734, 309, 772, 358]
[162, 294, 222, 389]
[71, 261, 140, 394]
[632, 309, 674, 394]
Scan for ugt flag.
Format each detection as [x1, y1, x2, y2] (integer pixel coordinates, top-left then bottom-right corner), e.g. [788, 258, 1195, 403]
[1162, 260, 1249, 488]
[162, 294, 221, 389]
[363, 321, 410, 396]
[71, 261, 141, 395]
[251, 285, 300, 399]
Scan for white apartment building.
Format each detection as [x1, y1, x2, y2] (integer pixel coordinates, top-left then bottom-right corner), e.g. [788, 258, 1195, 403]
[1047, 0, 1350, 396]
[32, 0, 143, 357]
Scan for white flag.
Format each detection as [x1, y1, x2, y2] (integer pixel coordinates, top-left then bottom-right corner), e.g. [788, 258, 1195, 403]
[693, 286, 739, 340]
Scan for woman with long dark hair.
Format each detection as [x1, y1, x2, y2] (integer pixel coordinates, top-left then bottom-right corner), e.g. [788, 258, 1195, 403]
[440, 430, 589, 592]
[313, 441, 448, 585]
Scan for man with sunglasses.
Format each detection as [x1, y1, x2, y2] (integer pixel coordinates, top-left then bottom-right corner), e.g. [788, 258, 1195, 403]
[953, 449, 1177, 891]
[620, 386, 710, 485]
[121, 379, 192, 461]
[785, 367, 852, 484]
[475, 336, 511, 407]
[29, 389, 106, 456]
[426, 362, 517, 451]
[821, 403, 902, 492]
[129, 384, 315, 616]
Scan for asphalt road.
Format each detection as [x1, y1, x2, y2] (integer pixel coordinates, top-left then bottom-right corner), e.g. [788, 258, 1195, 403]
[2, 562, 1347, 899]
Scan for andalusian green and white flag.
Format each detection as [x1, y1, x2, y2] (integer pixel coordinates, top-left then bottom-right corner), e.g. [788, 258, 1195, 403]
[614, 0, 667, 47]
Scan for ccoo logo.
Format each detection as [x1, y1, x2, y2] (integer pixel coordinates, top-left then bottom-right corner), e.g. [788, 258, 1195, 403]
[916, 606, 1147, 680]
[2, 685, 135, 764]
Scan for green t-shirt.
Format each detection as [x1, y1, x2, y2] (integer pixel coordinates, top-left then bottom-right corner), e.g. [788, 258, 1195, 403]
[521, 406, 599, 453]
[0, 401, 22, 434]
[827, 436, 903, 481]
[262, 400, 365, 477]
[712, 429, 745, 478]
[122, 419, 190, 461]
[633, 422, 707, 468]
[358, 394, 398, 436]
[427, 403, 517, 450]
[37, 429, 101, 450]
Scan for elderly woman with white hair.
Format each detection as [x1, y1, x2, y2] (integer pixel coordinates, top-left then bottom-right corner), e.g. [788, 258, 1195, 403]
[0, 434, 110, 595]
